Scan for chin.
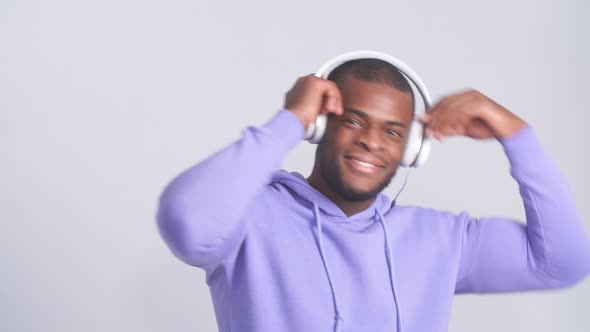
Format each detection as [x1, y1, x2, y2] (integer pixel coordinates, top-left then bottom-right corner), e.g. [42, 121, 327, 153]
[331, 173, 390, 202]
[319, 156, 396, 202]
[340, 186, 380, 202]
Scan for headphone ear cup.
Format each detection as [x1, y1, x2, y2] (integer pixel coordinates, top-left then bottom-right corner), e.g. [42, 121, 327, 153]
[413, 135, 431, 167]
[401, 119, 424, 167]
[305, 119, 317, 141]
[306, 114, 328, 144]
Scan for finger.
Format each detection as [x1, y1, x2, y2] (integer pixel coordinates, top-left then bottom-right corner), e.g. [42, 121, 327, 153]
[441, 125, 462, 138]
[428, 94, 459, 115]
[427, 95, 454, 114]
[335, 96, 343, 115]
[434, 109, 476, 139]
[427, 113, 456, 138]
[449, 90, 479, 113]
[319, 92, 340, 115]
[432, 130, 445, 142]
[319, 95, 330, 115]
[428, 89, 474, 115]
[426, 94, 478, 134]
[433, 123, 455, 138]
[419, 113, 431, 124]
[322, 81, 343, 115]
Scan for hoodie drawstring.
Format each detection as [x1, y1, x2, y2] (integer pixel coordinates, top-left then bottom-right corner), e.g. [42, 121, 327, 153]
[312, 202, 344, 332]
[312, 201, 403, 332]
[376, 209, 403, 332]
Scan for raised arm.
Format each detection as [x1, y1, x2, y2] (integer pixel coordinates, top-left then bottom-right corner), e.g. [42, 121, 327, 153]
[157, 75, 343, 268]
[157, 110, 303, 267]
[421, 90, 590, 292]
[455, 126, 590, 292]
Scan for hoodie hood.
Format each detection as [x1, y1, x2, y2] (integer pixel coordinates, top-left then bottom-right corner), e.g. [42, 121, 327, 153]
[271, 170, 394, 222]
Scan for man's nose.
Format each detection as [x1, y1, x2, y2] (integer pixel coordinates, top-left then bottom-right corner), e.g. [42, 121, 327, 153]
[357, 127, 383, 151]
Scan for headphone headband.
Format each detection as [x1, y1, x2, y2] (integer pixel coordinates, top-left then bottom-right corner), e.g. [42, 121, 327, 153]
[307, 50, 432, 168]
[314, 50, 432, 108]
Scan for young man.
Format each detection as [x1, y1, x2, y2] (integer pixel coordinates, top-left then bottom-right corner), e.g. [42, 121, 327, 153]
[157, 59, 590, 332]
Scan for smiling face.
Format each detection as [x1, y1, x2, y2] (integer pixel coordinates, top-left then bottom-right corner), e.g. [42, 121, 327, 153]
[311, 75, 415, 203]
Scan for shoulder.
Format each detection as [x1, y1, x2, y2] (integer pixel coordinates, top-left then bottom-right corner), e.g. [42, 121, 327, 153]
[247, 170, 310, 210]
[388, 204, 473, 233]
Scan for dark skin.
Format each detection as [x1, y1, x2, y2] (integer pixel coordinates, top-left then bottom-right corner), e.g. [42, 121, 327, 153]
[285, 74, 527, 217]
[306, 76, 414, 216]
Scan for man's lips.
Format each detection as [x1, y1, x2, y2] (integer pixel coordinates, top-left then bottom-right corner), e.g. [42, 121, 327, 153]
[344, 155, 385, 174]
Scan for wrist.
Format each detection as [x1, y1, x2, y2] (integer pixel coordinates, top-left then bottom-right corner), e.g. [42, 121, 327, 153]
[286, 109, 312, 131]
[478, 104, 527, 139]
[273, 109, 306, 142]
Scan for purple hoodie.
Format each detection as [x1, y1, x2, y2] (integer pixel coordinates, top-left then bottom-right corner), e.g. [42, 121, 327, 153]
[157, 109, 590, 332]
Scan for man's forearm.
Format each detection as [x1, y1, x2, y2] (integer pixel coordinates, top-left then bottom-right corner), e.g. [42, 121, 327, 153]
[157, 110, 303, 267]
[501, 126, 590, 285]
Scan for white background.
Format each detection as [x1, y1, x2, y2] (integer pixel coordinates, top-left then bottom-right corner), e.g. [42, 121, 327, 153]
[1, 0, 589, 331]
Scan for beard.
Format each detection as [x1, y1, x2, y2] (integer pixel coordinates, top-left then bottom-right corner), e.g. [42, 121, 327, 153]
[319, 158, 396, 202]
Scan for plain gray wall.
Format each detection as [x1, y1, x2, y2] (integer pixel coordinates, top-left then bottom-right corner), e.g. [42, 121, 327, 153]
[2, 0, 589, 331]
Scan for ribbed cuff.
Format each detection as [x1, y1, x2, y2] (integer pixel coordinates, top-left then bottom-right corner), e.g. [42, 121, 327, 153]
[499, 125, 545, 172]
[262, 109, 305, 150]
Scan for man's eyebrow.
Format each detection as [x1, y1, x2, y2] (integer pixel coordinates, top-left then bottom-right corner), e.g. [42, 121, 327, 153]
[345, 108, 407, 128]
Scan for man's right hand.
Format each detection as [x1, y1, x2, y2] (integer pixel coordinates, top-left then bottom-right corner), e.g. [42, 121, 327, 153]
[284, 75, 344, 130]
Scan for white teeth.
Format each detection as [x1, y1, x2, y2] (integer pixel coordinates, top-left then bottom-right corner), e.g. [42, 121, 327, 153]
[353, 159, 376, 168]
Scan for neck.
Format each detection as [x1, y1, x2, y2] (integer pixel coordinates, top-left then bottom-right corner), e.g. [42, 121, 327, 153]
[307, 171, 376, 217]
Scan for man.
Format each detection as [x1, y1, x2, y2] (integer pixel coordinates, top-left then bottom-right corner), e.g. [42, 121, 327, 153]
[157, 58, 590, 332]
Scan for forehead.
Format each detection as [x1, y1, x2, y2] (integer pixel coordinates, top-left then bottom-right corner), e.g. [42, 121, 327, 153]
[336, 76, 414, 123]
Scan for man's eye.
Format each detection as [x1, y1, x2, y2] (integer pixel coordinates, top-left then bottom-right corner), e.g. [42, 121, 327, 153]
[345, 118, 362, 127]
[387, 129, 402, 137]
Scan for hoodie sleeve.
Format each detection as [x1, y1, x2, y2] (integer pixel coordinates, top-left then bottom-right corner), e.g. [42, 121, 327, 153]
[157, 110, 304, 268]
[455, 126, 590, 293]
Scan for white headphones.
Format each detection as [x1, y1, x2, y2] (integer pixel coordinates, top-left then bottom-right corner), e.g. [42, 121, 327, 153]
[306, 50, 432, 168]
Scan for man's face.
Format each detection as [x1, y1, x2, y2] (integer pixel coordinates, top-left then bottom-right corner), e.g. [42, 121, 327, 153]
[316, 76, 414, 201]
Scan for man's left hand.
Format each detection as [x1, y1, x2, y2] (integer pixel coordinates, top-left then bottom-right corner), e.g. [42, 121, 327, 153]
[419, 89, 528, 141]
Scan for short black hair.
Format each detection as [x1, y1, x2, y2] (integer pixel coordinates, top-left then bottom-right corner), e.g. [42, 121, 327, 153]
[326, 58, 414, 103]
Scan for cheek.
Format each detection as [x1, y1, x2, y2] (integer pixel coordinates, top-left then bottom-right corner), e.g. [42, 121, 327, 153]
[324, 127, 355, 149]
[386, 141, 406, 160]
[317, 142, 340, 164]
